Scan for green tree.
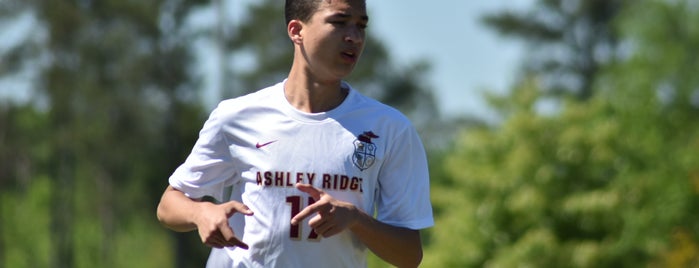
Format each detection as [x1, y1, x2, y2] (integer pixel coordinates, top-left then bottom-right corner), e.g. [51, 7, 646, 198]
[483, 0, 626, 100]
[425, 0, 699, 266]
[0, 104, 51, 267]
[1, 0, 210, 267]
[1, 1, 449, 267]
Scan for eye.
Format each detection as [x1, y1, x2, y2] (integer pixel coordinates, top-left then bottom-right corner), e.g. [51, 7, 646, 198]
[329, 21, 346, 27]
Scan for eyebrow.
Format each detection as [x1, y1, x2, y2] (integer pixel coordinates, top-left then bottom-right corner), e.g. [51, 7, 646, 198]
[330, 13, 369, 22]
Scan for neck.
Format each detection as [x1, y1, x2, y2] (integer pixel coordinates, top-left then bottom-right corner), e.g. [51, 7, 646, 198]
[285, 67, 348, 113]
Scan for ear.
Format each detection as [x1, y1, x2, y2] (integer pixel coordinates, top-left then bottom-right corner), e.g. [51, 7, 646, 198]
[288, 20, 303, 45]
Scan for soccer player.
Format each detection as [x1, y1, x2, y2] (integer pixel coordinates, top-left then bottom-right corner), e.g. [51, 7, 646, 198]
[156, 0, 434, 267]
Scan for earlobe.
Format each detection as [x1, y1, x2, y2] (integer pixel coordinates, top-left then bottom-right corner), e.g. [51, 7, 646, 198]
[288, 20, 303, 44]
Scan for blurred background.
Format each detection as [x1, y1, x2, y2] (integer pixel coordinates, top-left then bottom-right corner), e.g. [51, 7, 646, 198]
[1, 0, 699, 267]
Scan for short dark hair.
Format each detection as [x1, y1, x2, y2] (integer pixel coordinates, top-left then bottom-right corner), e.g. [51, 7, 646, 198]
[285, 0, 322, 25]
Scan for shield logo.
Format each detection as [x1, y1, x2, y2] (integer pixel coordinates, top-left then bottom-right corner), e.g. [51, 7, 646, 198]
[353, 131, 379, 171]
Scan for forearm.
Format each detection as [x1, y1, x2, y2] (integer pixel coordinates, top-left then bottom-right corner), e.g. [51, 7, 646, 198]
[350, 212, 423, 268]
[156, 185, 203, 232]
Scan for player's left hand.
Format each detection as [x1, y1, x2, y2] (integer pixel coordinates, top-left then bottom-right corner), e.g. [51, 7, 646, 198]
[291, 183, 360, 238]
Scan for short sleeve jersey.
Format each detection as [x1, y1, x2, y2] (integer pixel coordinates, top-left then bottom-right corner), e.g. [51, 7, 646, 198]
[169, 80, 434, 268]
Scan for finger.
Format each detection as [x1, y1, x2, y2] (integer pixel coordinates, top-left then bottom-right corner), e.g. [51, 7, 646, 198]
[206, 241, 224, 248]
[308, 214, 324, 228]
[321, 227, 342, 238]
[224, 201, 254, 217]
[204, 231, 228, 248]
[295, 183, 323, 200]
[291, 202, 321, 225]
[206, 229, 246, 249]
[233, 202, 254, 215]
[224, 236, 249, 250]
[310, 217, 330, 233]
[313, 222, 339, 238]
[206, 238, 226, 248]
[219, 224, 249, 250]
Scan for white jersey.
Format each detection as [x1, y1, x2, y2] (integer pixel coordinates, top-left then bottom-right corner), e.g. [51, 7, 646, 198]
[169, 80, 434, 268]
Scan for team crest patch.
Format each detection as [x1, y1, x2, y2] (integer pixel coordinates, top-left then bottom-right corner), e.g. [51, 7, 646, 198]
[353, 131, 379, 171]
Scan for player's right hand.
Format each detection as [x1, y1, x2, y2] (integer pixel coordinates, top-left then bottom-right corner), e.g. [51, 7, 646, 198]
[194, 201, 254, 249]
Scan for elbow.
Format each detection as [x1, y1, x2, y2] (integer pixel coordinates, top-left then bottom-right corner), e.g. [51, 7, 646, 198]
[156, 202, 185, 232]
[408, 249, 424, 268]
[389, 229, 424, 267]
[156, 198, 181, 231]
[156, 202, 169, 226]
[155, 190, 198, 232]
[394, 247, 422, 268]
[404, 231, 424, 268]
[416, 248, 423, 266]
[155, 185, 187, 231]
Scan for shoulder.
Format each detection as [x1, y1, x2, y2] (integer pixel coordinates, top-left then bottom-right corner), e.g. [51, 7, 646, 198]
[219, 83, 280, 109]
[210, 82, 282, 118]
[346, 86, 414, 130]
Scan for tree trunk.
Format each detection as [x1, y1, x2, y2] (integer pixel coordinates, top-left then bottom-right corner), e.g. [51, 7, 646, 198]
[50, 150, 74, 268]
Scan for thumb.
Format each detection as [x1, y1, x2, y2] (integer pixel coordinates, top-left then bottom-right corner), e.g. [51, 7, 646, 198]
[223, 201, 254, 217]
[295, 183, 323, 200]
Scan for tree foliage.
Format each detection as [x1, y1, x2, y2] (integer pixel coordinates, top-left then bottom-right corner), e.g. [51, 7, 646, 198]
[425, 0, 699, 267]
[483, 0, 626, 100]
[1, 0, 210, 267]
[0, 1, 445, 267]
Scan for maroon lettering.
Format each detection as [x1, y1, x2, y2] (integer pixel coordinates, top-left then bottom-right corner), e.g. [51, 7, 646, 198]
[286, 172, 293, 187]
[339, 175, 349, 190]
[350, 177, 359, 191]
[322, 174, 332, 189]
[307, 173, 315, 185]
[258, 171, 363, 192]
[264, 171, 273, 186]
[296, 172, 304, 184]
[275, 172, 285, 186]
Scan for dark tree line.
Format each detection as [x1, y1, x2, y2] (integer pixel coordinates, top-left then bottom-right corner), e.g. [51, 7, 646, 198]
[0, 1, 444, 267]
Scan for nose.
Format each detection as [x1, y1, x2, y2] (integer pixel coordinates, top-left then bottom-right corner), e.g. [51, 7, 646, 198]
[344, 26, 364, 44]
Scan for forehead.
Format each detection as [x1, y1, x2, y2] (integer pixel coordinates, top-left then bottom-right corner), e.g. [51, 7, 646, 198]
[315, 0, 367, 18]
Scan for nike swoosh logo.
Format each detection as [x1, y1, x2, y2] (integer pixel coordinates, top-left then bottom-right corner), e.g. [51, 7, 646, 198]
[255, 140, 277, 148]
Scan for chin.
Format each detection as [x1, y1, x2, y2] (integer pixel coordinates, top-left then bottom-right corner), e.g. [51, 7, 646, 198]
[335, 66, 357, 78]
[315, 63, 356, 81]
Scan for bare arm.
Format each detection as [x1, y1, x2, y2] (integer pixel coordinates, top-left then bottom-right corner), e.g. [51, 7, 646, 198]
[156, 185, 254, 249]
[350, 213, 422, 268]
[291, 183, 423, 268]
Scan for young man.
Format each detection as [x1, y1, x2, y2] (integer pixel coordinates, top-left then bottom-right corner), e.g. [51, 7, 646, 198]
[156, 0, 433, 267]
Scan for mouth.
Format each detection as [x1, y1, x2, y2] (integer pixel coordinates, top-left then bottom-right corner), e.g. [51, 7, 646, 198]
[341, 50, 358, 63]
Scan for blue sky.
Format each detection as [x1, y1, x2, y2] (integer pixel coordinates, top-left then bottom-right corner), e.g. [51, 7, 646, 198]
[1, 1, 534, 120]
[224, 0, 534, 119]
[219, 0, 535, 119]
[364, 1, 533, 119]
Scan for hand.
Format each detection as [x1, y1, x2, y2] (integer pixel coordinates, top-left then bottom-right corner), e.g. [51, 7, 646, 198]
[291, 183, 359, 238]
[194, 200, 253, 249]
